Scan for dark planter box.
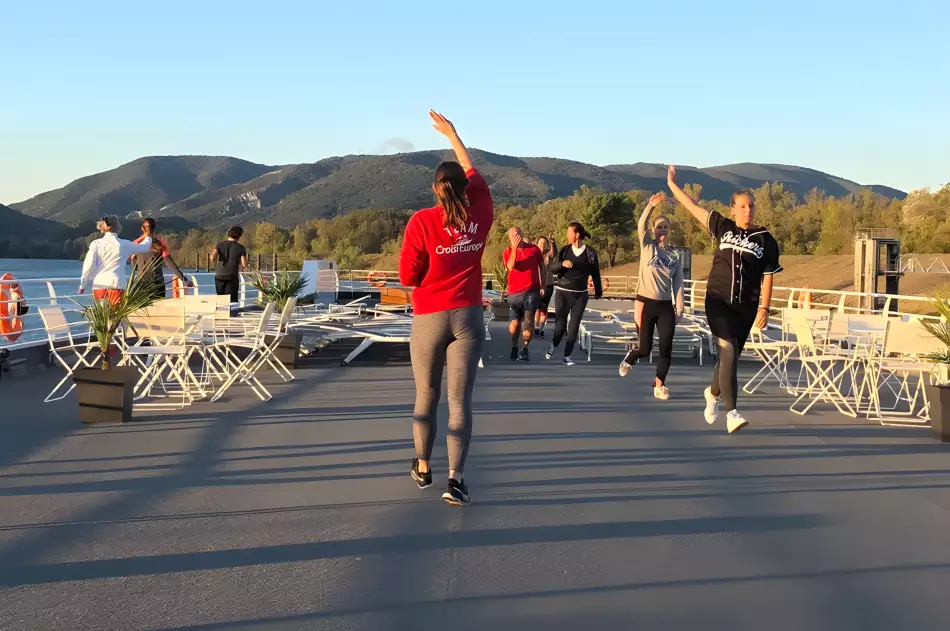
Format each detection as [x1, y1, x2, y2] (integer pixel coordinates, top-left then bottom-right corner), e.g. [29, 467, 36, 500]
[73, 367, 136, 424]
[265, 333, 303, 369]
[925, 382, 950, 442]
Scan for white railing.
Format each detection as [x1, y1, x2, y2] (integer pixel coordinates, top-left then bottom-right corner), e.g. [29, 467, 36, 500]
[4, 267, 941, 352]
[0, 271, 285, 352]
[337, 269, 941, 321]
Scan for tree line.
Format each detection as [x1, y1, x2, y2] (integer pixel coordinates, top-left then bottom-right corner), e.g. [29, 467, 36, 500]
[3, 183, 947, 269]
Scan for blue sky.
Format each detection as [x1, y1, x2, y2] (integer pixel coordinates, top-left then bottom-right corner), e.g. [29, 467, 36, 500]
[2, 0, 947, 204]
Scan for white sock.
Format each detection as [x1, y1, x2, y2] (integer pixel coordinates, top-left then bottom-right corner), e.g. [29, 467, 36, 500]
[449, 470, 462, 483]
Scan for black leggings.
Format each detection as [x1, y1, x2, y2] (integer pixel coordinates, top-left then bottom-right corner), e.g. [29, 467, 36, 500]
[552, 290, 589, 357]
[623, 297, 675, 383]
[705, 297, 757, 412]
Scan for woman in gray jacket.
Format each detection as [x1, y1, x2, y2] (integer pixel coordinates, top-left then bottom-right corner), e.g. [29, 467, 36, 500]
[619, 192, 684, 400]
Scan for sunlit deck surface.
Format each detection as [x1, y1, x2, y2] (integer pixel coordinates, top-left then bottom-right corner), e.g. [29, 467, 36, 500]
[3, 322, 950, 630]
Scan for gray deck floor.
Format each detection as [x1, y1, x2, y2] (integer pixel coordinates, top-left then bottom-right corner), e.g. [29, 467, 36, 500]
[2, 324, 950, 630]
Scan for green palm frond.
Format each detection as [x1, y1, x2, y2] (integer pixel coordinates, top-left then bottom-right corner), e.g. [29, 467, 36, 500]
[249, 271, 308, 312]
[922, 294, 950, 366]
[491, 263, 508, 294]
[68, 258, 163, 368]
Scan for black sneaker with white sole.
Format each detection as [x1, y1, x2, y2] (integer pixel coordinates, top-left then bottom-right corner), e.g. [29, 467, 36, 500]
[518, 347, 530, 362]
[562, 356, 576, 366]
[410, 458, 432, 489]
[442, 478, 470, 505]
[538, 329, 545, 338]
[509, 347, 519, 361]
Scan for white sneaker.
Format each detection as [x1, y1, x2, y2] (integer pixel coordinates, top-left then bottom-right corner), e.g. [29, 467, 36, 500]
[619, 361, 633, 377]
[726, 410, 749, 434]
[545, 345, 556, 360]
[562, 357, 575, 367]
[703, 387, 720, 424]
[654, 385, 670, 400]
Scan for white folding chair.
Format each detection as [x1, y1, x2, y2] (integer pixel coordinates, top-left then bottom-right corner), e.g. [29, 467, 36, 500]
[860, 319, 934, 425]
[788, 310, 861, 417]
[742, 325, 796, 394]
[209, 303, 277, 402]
[123, 301, 203, 409]
[38, 306, 100, 402]
[262, 298, 298, 382]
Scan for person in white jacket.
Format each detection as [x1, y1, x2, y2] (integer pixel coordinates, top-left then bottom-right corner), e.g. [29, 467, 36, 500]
[79, 217, 157, 304]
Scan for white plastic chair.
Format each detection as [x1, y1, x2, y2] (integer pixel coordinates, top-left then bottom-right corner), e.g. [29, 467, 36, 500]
[38, 306, 99, 402]
[209, 303, 277, 402]
[788, 310, 862, 417]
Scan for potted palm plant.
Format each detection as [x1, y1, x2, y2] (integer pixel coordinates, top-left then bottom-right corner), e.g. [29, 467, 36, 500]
[249, 271, 309, 368]
[69, 263, 161, 423]
[921, 295, 950, 441]
[490, 263, 510, 320]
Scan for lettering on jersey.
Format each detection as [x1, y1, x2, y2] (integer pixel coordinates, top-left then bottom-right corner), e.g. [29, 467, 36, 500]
[648, 249, 678, 271]
[436, 221, 484, 255]
[720, 231, 765, 259]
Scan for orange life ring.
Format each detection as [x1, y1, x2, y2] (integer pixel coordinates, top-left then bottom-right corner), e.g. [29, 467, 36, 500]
[0, 273, 25, 342]
[367, 272, 387, 288]
[172, 277, 186, 298]
[589, 277, 609, 292]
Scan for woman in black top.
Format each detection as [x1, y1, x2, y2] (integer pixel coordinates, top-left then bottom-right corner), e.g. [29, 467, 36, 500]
[667, 165, 782, 433]
[545, 222, 602, 366]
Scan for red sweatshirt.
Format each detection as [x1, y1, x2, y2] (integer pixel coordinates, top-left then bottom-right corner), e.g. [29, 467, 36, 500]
[503, 243, 543, 294]
[399, 169, 494, 315]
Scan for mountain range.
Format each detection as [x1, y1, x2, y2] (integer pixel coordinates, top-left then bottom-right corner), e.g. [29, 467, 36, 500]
[9, 152, 906, 231]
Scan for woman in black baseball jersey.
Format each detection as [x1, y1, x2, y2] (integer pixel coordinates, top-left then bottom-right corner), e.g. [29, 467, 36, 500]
[667, 165, 782, 433]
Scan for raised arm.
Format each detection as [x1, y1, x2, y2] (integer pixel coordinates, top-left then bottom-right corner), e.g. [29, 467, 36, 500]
[667, 165, 709, 227]
[430, 111, 473, 172]
[638, 192, 665, 245]
[126, 235, 153, 255]
[505, 234, 522, 273]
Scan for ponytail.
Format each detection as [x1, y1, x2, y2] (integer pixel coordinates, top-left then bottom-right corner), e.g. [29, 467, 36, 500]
[433, 161, 469, 232]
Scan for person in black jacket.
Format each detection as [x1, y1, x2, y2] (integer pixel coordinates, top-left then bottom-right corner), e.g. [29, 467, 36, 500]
[545, 221, 602, 366]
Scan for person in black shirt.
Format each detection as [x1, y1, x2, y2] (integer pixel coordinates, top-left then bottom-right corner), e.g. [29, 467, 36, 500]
[667, 165, 782, 433]
[211, 225, 249, 306]
[545, 221, 602, 366]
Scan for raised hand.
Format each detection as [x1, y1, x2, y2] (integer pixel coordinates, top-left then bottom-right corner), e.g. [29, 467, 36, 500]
[429, 110, 458, 138]
[649, 192, 665, 207]
[667, 164, 677, 188]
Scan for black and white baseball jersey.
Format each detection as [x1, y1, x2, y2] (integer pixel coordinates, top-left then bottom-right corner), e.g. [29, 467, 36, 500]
[705, 211, 782, 305]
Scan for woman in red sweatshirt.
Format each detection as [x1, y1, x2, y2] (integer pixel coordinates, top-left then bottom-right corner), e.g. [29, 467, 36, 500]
[399, 111, 493, 506]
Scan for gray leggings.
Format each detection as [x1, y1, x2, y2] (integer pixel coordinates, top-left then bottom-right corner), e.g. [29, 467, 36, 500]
[410, 306, 484, 473]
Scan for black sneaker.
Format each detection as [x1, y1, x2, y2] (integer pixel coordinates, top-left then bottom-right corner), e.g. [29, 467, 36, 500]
[509, 347, 519, 361]
[538, 329, 545, 338]
[534, 328, 541, 336]
[442, 478, 470, 505]
[518, 347, 530, 362]
[410, 458, 432, 489]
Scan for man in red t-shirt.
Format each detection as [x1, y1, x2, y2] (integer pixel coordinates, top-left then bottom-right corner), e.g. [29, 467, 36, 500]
[503, 226, 544, 361]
